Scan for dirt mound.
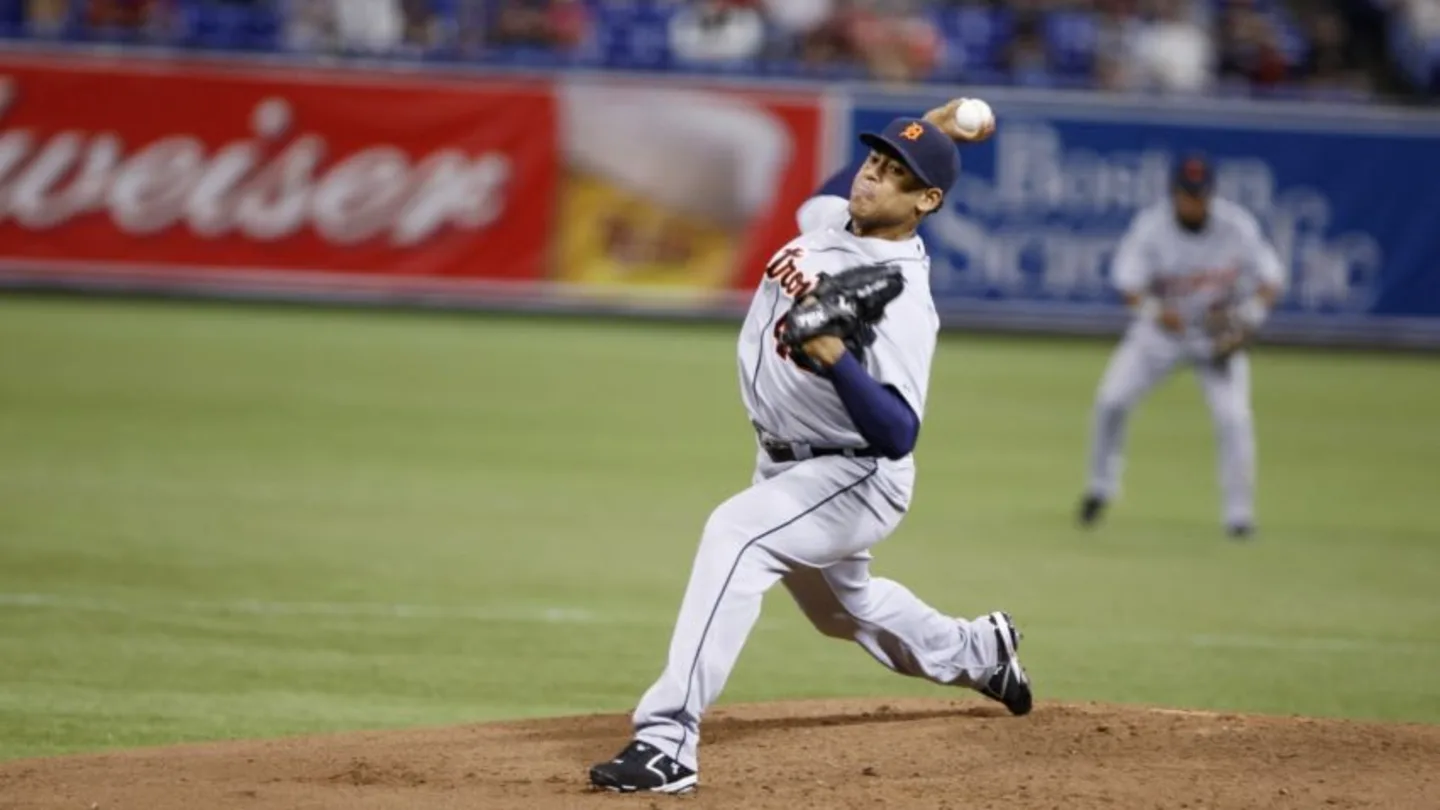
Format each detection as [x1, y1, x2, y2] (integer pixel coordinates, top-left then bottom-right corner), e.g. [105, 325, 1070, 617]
[3, 698, 1438, 810]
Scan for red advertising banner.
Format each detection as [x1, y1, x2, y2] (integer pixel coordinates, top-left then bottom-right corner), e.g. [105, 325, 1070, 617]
[0, 54, 557, 291]
[0, 53, 822, 306]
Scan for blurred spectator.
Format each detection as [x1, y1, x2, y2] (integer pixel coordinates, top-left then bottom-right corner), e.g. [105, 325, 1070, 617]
[1006, 13, 1054, 87]
[85, 0, 171, 36]
[761, 0, 832, 40]
[549, 0, 590, 50]
[1406, 0, 1440, 34]
[669, 0, 765, 64]
[1095, 0, 1146, 91]
[1399, 0, 1440, 93]
[1217, 1, 1292, 90]
[87, 0, 152, 27]
[1130, 0, 1214, 94]
[282, 0, 414, 53]
[334, 0, 402, 52]
[491, 0, 547, 46]
[26, 0, 68, 35]
[1332, 0, 1391, 68]
[795, 0, 939, 84]
[490, 0, 588, 51]
[847, 0, 941, 85]
[401, 0, 439, 50]
[796, 8, 852, 66]
[453, 0, 486, 54]
[284, 0, 337, 53]
[1299, 9, 1372, 95]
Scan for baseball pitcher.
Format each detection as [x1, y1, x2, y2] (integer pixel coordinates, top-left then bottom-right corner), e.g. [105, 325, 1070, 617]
[590, 103, 1033, 795]
[1078, 154, 1287, 538]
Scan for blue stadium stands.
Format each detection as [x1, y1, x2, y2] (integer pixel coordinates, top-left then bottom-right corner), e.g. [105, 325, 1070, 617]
[0, 0, 1431, 98]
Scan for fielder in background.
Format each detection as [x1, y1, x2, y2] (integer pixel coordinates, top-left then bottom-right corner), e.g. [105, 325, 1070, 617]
[589, 99, 1033, 796]
[1078, 154, 1288, 539]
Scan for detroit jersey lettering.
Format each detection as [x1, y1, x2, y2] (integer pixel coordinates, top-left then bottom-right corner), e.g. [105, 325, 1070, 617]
[737, 196, 939, 452]
[1112, 197, 1284, 331]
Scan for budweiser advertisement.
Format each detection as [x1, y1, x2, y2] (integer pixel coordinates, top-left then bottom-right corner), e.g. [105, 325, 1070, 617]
[0, 54, 822, 306]
[549, 79, 822, 304]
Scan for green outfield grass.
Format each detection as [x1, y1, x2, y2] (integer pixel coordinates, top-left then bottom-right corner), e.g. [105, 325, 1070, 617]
[1, 294, 1437, 761]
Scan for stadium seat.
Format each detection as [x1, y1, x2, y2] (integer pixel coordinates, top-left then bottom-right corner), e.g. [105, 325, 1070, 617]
[0, 0, 21, 38]
[595, 1, 676, 70]
[934, 5, 1011, 74]
[243, 5, 280, 52]
[1044, 10, 1099, 79]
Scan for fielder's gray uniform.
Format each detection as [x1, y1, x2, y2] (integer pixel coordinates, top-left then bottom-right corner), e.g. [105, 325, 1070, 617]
[1086, 197, 1287, 526]
[630, 194, 1011, 771]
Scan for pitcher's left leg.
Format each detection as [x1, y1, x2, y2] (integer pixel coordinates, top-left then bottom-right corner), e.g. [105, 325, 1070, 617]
[783, 557, 1032, 715]
[1198, 353, 1256, 535]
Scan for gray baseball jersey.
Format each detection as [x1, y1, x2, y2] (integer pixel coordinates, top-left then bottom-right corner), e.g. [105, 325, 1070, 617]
[737, 195, 939, 451]
[1112, 196, 1286, 333]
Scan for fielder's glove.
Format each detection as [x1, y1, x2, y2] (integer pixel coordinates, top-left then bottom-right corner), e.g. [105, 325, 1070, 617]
[780, 264, 906, 373]
[1205, 297, 1268, 368]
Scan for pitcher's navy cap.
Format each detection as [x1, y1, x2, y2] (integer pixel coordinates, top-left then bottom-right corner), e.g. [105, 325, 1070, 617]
[859, 118, 961, 194]
[1172, 153, 1214, 195]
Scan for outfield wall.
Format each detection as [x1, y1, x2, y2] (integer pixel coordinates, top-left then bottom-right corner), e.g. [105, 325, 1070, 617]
[2, 48, 1439, 349]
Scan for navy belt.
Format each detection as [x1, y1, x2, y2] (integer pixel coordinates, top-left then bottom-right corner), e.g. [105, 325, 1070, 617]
[760, 439, 879, 464]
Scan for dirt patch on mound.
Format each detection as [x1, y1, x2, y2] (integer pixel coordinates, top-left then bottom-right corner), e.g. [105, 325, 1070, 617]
[3, 698, 1438, 810]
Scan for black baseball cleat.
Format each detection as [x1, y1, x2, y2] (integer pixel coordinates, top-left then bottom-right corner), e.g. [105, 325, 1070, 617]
[976, 611, 1033, 716]
[1078, 494, 1107, 528]
[589, 740, 698, 794]
[1227, 523, 1255, 540]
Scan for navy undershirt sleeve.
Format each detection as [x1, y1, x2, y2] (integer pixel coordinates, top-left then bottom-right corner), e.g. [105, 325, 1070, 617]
[827, 352, 920, 460]
[816, 156, 866, 199]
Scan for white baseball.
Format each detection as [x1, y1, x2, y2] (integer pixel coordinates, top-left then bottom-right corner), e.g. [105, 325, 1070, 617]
[952, 98, 995, 139]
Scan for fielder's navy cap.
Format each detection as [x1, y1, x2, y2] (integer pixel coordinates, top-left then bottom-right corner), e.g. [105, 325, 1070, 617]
[859, 118, 961, 194]
[1172, 153, 1214, 195]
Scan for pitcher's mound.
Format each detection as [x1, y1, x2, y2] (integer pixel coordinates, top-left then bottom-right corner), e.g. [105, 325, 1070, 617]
[3, 698, 1439, 809]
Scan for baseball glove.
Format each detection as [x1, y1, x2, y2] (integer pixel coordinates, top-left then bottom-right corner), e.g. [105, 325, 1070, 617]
[1204, 301, 1253, 369]
[779, 264, 906, 373]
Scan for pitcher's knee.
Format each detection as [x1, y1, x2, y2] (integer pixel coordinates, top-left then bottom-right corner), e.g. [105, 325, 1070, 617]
[699, 511, 752, 557]
[698, 508, 784, 580]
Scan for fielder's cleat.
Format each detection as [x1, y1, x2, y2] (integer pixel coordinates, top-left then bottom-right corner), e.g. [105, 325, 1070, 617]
[1227, 523, 1255, 540]
[1078, 494, 1107, 528]
[977, 611, 1033, 716]
[589, 740, 698, 795]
